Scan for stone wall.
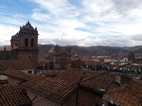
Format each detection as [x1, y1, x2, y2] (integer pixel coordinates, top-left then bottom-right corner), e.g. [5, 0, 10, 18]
[0, 51, 38, 70]
[15, 50, 38, 70]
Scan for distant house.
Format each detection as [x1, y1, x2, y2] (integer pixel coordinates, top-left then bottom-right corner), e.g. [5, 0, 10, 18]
[45, 45, 71, 70]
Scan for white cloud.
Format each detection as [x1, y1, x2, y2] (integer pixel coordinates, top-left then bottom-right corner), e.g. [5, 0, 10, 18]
[31, 0, 80, 18]
[0, 24, 18, 45]
[30, 0, 90, 46]
[1, 0, 142, 46]
[80, 0, 142, 46]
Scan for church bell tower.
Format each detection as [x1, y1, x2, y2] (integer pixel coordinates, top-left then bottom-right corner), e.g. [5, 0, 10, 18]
[10, 21, 39, 69]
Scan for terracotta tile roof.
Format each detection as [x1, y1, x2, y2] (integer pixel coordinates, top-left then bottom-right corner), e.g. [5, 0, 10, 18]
[3, 70, 34, 81]
[21, 75, 78, 103]
[56, 71, 82, 84]
[127, 80, 142, 100]
[103, 80, 142, 106]
[0, 84, 32, 106]
[84, 60, 100, 65]
[80, 72, 117, 92]
[81, 72, 101, 82]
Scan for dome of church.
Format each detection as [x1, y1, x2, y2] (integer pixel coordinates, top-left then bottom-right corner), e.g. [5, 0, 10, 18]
[23, 21, 34, 29]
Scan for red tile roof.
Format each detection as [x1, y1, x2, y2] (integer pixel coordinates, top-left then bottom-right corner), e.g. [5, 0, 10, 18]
[0, 84, 32, 106]
[80, 72, 117, 92]
[56, 71, 82, 84]
[103, 80, 142, 106]
[3, 70, 35, 81]
[21, 75, 78, 103]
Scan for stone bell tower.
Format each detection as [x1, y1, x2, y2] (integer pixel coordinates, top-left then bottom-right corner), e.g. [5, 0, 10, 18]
[11, 21, 38, 69]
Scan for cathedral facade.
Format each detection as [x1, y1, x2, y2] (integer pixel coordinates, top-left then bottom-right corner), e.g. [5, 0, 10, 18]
[0, 22, 39, 70]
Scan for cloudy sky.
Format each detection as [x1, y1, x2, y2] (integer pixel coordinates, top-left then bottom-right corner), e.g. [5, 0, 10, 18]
[0, 0, 142, 46]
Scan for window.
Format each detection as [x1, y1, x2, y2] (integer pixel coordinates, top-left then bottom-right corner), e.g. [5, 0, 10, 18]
[31, 38, 34, 47]
[25, 38, 28, 47]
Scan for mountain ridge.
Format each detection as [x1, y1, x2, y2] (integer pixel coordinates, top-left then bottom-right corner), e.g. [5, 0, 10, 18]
[38, 44, 142, 57]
